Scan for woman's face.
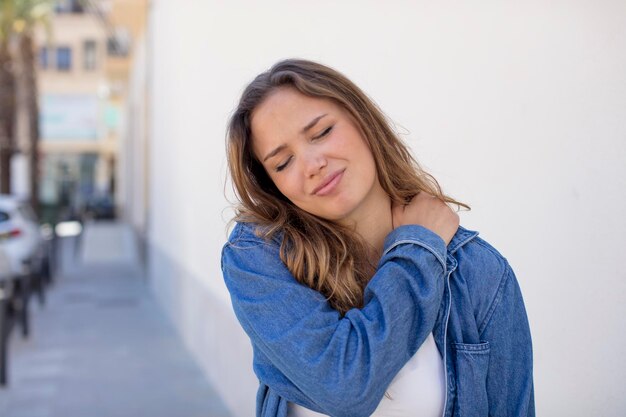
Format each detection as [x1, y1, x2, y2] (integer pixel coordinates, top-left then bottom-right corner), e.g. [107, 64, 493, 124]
[250, 87, 386, 224]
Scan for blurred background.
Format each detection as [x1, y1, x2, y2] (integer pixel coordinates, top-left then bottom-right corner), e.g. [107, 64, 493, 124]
[0, 0, 625, 416]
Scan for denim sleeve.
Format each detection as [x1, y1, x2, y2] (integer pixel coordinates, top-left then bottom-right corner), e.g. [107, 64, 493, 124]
[479, 265, 535, 416]
[221, 224, 447, 417]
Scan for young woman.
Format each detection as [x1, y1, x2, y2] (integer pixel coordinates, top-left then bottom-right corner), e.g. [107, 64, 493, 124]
[222, 59, 534, 417]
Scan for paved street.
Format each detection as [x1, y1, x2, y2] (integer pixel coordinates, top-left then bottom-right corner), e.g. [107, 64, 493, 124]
[0, 222, 231, 417]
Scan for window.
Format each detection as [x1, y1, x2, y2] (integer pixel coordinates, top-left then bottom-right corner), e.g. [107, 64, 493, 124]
[107, 28, 131, 57]
[84, 40, 97, 70]
[54, 0, 84, 13]
[107, 38, 125, 57]
[39, 47, 49, 69]
[56, 47, 72, 71]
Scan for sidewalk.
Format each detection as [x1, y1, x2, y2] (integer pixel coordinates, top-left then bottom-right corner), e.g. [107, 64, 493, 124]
[0, 221, 231, 417]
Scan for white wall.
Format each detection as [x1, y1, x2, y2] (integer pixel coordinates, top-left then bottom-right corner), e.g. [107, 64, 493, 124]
[146, 1, 626, 416]
[122, 33, 149, 235]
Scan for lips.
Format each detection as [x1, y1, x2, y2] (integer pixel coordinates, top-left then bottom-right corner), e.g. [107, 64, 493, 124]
[312, 169, 345, 196]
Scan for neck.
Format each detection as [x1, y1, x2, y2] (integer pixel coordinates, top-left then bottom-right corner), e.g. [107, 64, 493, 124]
[341, 187, 393, 258]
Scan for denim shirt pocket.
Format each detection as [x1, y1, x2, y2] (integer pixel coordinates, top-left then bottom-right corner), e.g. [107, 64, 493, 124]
[452, 341, 490, 417]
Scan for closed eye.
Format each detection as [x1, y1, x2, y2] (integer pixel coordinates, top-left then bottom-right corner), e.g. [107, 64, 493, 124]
[313, 126, 333, 140]
[274, 126, 332, 172]
[275, 156, 292, 172]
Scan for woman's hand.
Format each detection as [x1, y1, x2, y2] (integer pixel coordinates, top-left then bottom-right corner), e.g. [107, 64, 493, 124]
[392, 193, 460, 246]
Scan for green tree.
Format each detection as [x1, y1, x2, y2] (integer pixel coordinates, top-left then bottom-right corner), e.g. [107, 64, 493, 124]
[0, 0, 17, 194]
[0, 0, 51, 214]
[13, 0, 53, 215]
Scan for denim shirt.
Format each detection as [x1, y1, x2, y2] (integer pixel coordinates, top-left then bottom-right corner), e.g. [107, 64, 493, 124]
[221, 222, 534, 417]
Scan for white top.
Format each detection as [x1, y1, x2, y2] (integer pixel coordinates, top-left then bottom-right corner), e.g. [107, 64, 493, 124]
[288, 332, 445, 417]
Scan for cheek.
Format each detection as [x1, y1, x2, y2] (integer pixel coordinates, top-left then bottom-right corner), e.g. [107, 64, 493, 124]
[340, 124, 371, 156]
[350, 138, 376, 170]
[329, 132, 355, 154]
[271, 173, 302, 201]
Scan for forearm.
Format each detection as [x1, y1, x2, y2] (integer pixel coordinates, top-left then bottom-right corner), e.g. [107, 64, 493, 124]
[223, 224, 448, 416]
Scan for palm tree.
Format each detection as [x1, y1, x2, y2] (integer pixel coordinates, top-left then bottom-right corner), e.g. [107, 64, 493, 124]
[0, 0, 51, 212]
[13, 0, 53, 216]
[0, 0, 17, 194]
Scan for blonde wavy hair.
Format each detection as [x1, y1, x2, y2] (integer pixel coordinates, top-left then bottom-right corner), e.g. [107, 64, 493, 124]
[227, 59, 467, 315]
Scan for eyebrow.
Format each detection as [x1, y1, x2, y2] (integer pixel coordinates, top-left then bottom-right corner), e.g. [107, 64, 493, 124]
[262, 114, 328, 162]
[301, 113, 327, 134]
[262, 144, 287, 163]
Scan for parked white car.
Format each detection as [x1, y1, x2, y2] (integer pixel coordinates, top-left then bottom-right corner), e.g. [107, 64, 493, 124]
[0, 247, 12, 282]
[0, 195, 44, 276]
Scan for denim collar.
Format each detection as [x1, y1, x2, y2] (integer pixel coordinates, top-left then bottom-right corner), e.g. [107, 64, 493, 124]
[448, 226, 479, 254]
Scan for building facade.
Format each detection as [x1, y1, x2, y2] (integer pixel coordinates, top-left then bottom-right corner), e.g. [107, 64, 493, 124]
[32, 0, 145, 223]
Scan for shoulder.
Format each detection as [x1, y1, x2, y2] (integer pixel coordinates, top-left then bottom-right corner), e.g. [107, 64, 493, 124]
[224, 222, 283, 250]
[222, 222, 283, 265]
[221, 222, 291, 287]
[452, 227, 514, 332]
[454, 231, 509, 280]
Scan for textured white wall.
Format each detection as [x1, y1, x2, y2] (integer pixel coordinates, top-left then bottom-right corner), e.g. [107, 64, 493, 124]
[123, 34, 148, 233]
[146, 1, 626, 416]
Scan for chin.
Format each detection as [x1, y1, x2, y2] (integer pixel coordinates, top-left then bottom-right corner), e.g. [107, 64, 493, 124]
[317, 207, 357, 224]
[300, 197, 361, 223]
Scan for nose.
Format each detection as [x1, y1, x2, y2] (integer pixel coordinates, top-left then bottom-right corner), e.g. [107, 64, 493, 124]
[302, 150, 327, 177]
